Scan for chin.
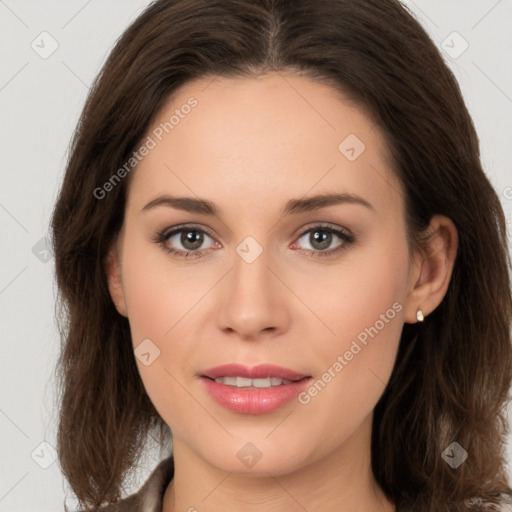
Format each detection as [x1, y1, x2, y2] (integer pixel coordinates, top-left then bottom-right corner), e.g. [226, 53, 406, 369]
[193, 435, 316, 477]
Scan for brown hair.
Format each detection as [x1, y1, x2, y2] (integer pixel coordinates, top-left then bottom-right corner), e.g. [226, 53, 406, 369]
[50, 0, 512, 510]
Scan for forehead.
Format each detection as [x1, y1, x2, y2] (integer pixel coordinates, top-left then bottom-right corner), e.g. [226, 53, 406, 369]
[127, 72, 403, 218]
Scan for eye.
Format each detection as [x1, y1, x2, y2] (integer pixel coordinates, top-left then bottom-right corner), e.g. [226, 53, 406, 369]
[292, 224, 355, 258]
[153, 225, 219, 259]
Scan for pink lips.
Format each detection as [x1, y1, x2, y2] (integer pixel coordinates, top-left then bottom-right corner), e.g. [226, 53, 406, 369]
[200, 363, 311, 415]
[201, 363, 309, 381]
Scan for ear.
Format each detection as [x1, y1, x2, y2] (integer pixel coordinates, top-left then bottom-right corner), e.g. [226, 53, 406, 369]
[104, 238, 128, 317]
[404, 214, 458, 323]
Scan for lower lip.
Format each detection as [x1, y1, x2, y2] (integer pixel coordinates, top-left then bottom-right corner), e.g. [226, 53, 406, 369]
[201, 377, 311, 415]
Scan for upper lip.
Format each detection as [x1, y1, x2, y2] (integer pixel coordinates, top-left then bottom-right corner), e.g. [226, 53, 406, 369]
[201, 363, 309, 381]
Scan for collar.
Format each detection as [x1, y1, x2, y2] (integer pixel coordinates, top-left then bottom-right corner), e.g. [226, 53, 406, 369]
[101, 456, 174, 512]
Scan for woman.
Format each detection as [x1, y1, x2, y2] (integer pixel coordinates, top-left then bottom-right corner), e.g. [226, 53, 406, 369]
[50, 0, 512, 511]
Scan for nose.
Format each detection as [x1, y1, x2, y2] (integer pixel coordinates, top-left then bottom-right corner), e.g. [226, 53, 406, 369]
[215, 242, 291, 341]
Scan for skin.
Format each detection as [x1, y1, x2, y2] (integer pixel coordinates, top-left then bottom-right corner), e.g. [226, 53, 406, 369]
[106, 72, 458, 512]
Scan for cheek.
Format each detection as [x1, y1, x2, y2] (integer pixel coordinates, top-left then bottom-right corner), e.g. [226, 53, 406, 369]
[121, 236, 203, 344]
[295, 234, 409, 432]
[299, 231, 409, 345]
[119, 231, 224, 408]
[120, 239, 204, 427]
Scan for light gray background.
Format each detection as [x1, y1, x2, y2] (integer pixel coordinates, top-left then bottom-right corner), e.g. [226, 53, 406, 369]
[1, 1, 511, 510]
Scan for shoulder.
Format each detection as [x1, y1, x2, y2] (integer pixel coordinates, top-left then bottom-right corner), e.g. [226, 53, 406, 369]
[78, 456, 174, 512]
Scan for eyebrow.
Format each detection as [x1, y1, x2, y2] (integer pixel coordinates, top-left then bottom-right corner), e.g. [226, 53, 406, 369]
[141, 192, 375, 216]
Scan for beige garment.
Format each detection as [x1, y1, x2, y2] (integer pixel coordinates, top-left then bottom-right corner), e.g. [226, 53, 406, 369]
[93, 457, 174, 512]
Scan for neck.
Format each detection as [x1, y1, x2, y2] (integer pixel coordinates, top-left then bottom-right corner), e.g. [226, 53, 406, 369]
[162, 414, 395, 512]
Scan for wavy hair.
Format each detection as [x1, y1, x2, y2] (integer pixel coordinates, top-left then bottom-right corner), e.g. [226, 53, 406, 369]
[50, 0, 512, 510]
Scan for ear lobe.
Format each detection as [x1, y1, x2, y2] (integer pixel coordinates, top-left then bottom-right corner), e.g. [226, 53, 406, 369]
[105, 242, 128, 317]
[404, 215, 458, 323]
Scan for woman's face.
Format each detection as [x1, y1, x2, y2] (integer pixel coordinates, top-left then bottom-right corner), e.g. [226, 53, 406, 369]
[110, 72, 421, 476]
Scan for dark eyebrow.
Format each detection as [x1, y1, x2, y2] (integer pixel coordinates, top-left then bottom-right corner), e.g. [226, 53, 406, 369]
[141, 192, 374, 216]
[281, 192, 374, 215]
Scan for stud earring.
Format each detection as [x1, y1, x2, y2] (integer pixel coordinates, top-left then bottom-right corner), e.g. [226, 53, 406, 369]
[416, 307, 424, 322]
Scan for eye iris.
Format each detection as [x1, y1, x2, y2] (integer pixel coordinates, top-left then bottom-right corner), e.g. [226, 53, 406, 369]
[311, 230, 332, 250]
[182, 230, 204, 250]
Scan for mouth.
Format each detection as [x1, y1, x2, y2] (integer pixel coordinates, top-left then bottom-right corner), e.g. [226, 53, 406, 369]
[200, 362, 310, 381]
[199, 363, 312, 415]
[203, 376, 299, 388]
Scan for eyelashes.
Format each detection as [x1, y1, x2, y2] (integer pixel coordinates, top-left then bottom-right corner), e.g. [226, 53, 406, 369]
[151, 223, 357, 260]
[290, 224, 356, 258]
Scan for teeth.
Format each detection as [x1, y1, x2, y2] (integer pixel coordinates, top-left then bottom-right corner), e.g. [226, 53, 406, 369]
[213, 376, 293, 388]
